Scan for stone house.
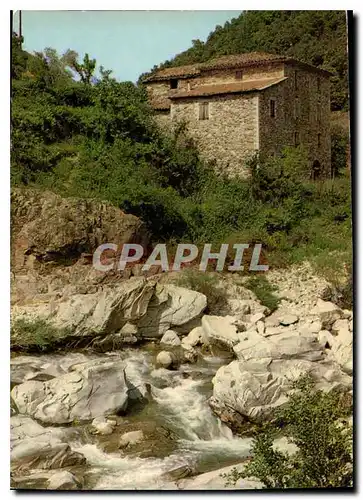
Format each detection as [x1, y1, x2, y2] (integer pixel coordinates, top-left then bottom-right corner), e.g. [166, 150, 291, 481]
[143, 52, 331, 178]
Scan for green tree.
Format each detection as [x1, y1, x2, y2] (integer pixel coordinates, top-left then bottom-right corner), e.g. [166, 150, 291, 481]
[224, 377, 353, 489]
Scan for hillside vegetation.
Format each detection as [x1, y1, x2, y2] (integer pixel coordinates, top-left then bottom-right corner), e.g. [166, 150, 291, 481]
[143, 10, 349, 112]
[11, 26, 351, 290]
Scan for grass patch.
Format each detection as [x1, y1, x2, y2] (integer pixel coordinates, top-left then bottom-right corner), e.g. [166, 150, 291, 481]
[11, 318, 71, 352]
[244, 275, 281, 312]
[175, 269, 228, 313]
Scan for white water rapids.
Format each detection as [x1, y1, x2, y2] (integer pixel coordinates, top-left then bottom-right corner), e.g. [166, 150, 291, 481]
[70, 350, 252, 490]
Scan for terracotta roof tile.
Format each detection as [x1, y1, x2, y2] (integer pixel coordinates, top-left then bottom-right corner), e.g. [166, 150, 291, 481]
[169, 77, 287, 99]
[143, 52, 332, 82]
[200, 52, 287, 70]
[143, 64, 201, 82]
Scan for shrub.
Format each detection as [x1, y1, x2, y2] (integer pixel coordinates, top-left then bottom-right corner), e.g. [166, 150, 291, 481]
[11, 318, 71, 352]
[244, 275, 281, 312]
[175, 269, 228, 313]
[224, 376, 353, 489]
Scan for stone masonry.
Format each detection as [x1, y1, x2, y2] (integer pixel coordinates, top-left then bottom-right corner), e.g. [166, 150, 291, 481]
[143, 52, 331, 178]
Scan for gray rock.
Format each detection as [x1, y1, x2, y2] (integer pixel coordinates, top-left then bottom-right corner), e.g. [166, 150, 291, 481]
[182, 326, 204, 347]
[211, 357, 352, 424]
[156, 351, 176, 369]
[137, 284, 207, 337]
[160, 330, 181, 347]
[279, 314, 299, 326]
[256, 320, 265, 335]
[11, 415, 85, 470]
[47, 470, 81, 490]
[177, 461, 262, 490]
[91, 416, 116, 435]
[11, 359, 142, 424]
[312, 299, 343, 330]
[201, 315, 240, 350]
[233, 329, 321, 362]
[119, 430, 144, 448]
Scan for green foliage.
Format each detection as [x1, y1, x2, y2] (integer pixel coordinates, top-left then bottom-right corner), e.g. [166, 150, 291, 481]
[11, 39, 352, 284]
[244, 275, 281, 312]
[175, 269, 228, 313]
[224, 376, 353, 489]
[331, 126, 350, 177]
[11, 318, 71, 352]
[150, 11, 348, 111]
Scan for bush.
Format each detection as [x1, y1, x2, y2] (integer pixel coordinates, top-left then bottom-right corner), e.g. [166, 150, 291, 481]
[244, 275, 281, 312]
[224, 376, 353, 489]
[175, 269, 228, 313]
[11, 318, 71, 352]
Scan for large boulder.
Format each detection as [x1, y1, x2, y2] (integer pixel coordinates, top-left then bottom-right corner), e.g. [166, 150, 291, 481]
[11, 415, 85, 470]
[311, 299, 343, 330]
[12, 279, 207, 344]
[11, 187, 148, 269]
[46, 470, 82, 490]
[318, 325, 353, 375]
[12, 278, 156, 340]
[177, 462, 262, 490]
[137, 284, 207, 337]
[211, 357, 352, 425]
[11, 359, 147, 424]
[233, 329, 323, 362]
[201, 315, 241, 350]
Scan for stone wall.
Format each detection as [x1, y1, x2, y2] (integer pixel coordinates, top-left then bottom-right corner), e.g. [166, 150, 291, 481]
[147, 61, 331, 178]
[259, 63, 331, 176]
[170, 94, 259, 177]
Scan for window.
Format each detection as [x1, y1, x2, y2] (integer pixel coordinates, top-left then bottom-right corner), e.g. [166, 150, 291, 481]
[294, 71, 298, 91]
[318, 133, 322, 147]
[294, 131, 300, 147]
[235, 70, 243, 80]
[294, 98, 300, 119]
[170, 79, 178, 89]
[270, 99, 276, 118]
[199, 102, 209, 120]
[317, 77, 321, 93]
[187, 81, 191, 92]
[316, 103, 321, 122]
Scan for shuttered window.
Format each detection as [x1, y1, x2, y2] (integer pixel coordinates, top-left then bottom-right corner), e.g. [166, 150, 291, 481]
[199, 102, 209, 120]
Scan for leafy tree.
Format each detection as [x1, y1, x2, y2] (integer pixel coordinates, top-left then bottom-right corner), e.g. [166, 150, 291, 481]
[147, 11, 348, 110]
[69, 52, 96, 84]
[224, 377, 353, 489]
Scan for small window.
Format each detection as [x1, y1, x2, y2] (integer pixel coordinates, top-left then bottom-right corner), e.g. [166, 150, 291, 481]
[199, 102, 209, 121]
[317, 77, 321, 93]
[318, 133, 322, 147]
[235, 70, 243, 80]
[294, 71, 298, 91]
[187, 81, 191, 92]
[270, 99, 276, 118]
[294, 98, 300, 119]
[170, 79, 178, 89]
[294, 131, 300, 147]
[316, 104, 321, 122]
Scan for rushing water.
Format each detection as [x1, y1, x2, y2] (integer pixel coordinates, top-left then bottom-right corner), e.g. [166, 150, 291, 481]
[12, 348, 252, 490]
[71, 349, 252, 489]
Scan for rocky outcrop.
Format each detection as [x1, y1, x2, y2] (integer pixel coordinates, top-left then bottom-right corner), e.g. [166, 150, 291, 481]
[11, 278, 207, 346]
[210, 299, 353, 426]
[11, 415, 85, 470]
[11, 187, 148, 270]
[11, 358, 148, 424]
[46, 470, 82, 490]
[176, 462, 262, 490]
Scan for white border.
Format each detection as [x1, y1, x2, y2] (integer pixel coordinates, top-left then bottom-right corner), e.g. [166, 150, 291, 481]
[2, 4, 361, 499]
